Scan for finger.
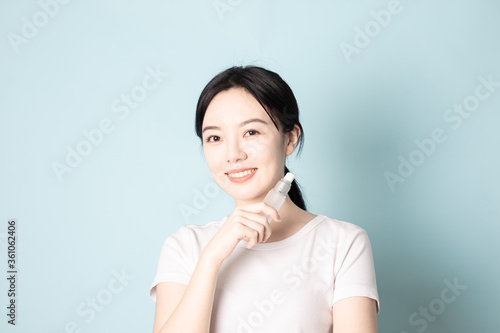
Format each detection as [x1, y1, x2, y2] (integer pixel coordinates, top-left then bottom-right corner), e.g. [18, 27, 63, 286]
[259, 202, 281, 223]
[240, 225, 259, 249]
[237, 203, 281, 223]
[262, 203, 281, 223]
[231, 211, 272, 241]
[247, 239, 256, 249]
[228, 217, 260, 245]
[237, 218, 267, 244]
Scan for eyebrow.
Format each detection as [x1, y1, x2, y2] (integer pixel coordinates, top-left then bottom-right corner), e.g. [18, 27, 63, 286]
[202, 118, 269, 134]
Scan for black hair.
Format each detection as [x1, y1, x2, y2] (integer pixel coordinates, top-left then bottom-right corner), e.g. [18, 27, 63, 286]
[195, 65, 308, 211]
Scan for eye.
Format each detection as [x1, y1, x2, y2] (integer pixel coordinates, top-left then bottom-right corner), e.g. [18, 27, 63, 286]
[205, 135, 220, 143]
[245, 130, 260, 136]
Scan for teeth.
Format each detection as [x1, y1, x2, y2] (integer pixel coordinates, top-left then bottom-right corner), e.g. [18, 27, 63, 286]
[228, 168, 256, 178]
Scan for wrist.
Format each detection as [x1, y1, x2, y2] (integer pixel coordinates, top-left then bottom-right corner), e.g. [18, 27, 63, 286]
[200, 249, 224, 268]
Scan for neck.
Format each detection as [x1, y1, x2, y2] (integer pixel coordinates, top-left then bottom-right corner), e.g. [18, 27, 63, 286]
[274, 195, 302, 223]
[264, 195, 313, 243]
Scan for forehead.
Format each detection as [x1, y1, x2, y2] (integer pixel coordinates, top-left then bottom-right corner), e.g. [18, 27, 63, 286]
[203, 87, 269, 125]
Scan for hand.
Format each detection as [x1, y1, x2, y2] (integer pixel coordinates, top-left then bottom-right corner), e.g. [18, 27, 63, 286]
[202, 202, 281, 265]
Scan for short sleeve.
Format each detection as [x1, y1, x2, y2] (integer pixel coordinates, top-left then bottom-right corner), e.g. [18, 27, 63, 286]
[332, 227, 380, 314]
[149, 226, 195, 302]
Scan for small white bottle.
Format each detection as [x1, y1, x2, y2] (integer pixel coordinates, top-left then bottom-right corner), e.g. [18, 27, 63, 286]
[259, 172, 295, 223]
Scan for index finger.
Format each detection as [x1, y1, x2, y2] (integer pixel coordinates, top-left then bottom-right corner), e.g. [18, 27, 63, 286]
[239, 202, 281, 222]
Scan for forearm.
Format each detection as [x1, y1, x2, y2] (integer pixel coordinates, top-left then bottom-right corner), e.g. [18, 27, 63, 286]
[159, 251, 222, 333]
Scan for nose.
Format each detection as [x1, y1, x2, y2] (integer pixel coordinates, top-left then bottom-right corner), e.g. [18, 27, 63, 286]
[226, 138, 248, 163]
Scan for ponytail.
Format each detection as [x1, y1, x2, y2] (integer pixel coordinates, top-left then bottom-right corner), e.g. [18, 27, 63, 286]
[284, 165, 307, 211]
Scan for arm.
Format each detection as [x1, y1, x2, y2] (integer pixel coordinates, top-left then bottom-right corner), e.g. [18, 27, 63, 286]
[330, 224, 379, 332]
[332, 296, 378, 333]
[151, 202, 280, 333]
[154, 251, 222, 333]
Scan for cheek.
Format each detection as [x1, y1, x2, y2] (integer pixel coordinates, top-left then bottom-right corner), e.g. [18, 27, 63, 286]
[247, 136, 278, 157]
[203, 146, 224, 172]
[263, 135, 285, 155]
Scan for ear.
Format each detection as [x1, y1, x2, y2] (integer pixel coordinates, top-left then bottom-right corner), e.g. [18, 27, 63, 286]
[284, 124, 301, 156]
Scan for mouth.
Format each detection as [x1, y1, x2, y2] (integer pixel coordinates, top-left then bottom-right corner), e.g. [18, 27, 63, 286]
[225, 168, 258, 183]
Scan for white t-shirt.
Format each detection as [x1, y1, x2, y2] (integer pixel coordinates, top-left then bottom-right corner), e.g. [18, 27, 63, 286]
[150, 214, 380, 332]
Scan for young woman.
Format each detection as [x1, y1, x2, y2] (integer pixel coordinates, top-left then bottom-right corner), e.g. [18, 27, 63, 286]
[150, 66, 380, 332]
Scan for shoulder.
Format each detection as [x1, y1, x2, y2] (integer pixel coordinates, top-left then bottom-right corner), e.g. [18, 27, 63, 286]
[316, 214, 369, 236]
[178, 218, 224, 238]
[161, 217, 226, 248]
[314, 214, 373, 247]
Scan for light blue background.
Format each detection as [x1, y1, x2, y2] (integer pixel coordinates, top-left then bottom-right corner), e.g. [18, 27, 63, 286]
[1, 0, 499, 332]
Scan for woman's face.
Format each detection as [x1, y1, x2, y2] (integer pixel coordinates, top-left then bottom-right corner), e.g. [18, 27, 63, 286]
[201, 87, 298, 206]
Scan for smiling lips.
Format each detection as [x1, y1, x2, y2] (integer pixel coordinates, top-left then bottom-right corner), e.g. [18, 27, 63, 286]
[226, 168, 257, 183]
